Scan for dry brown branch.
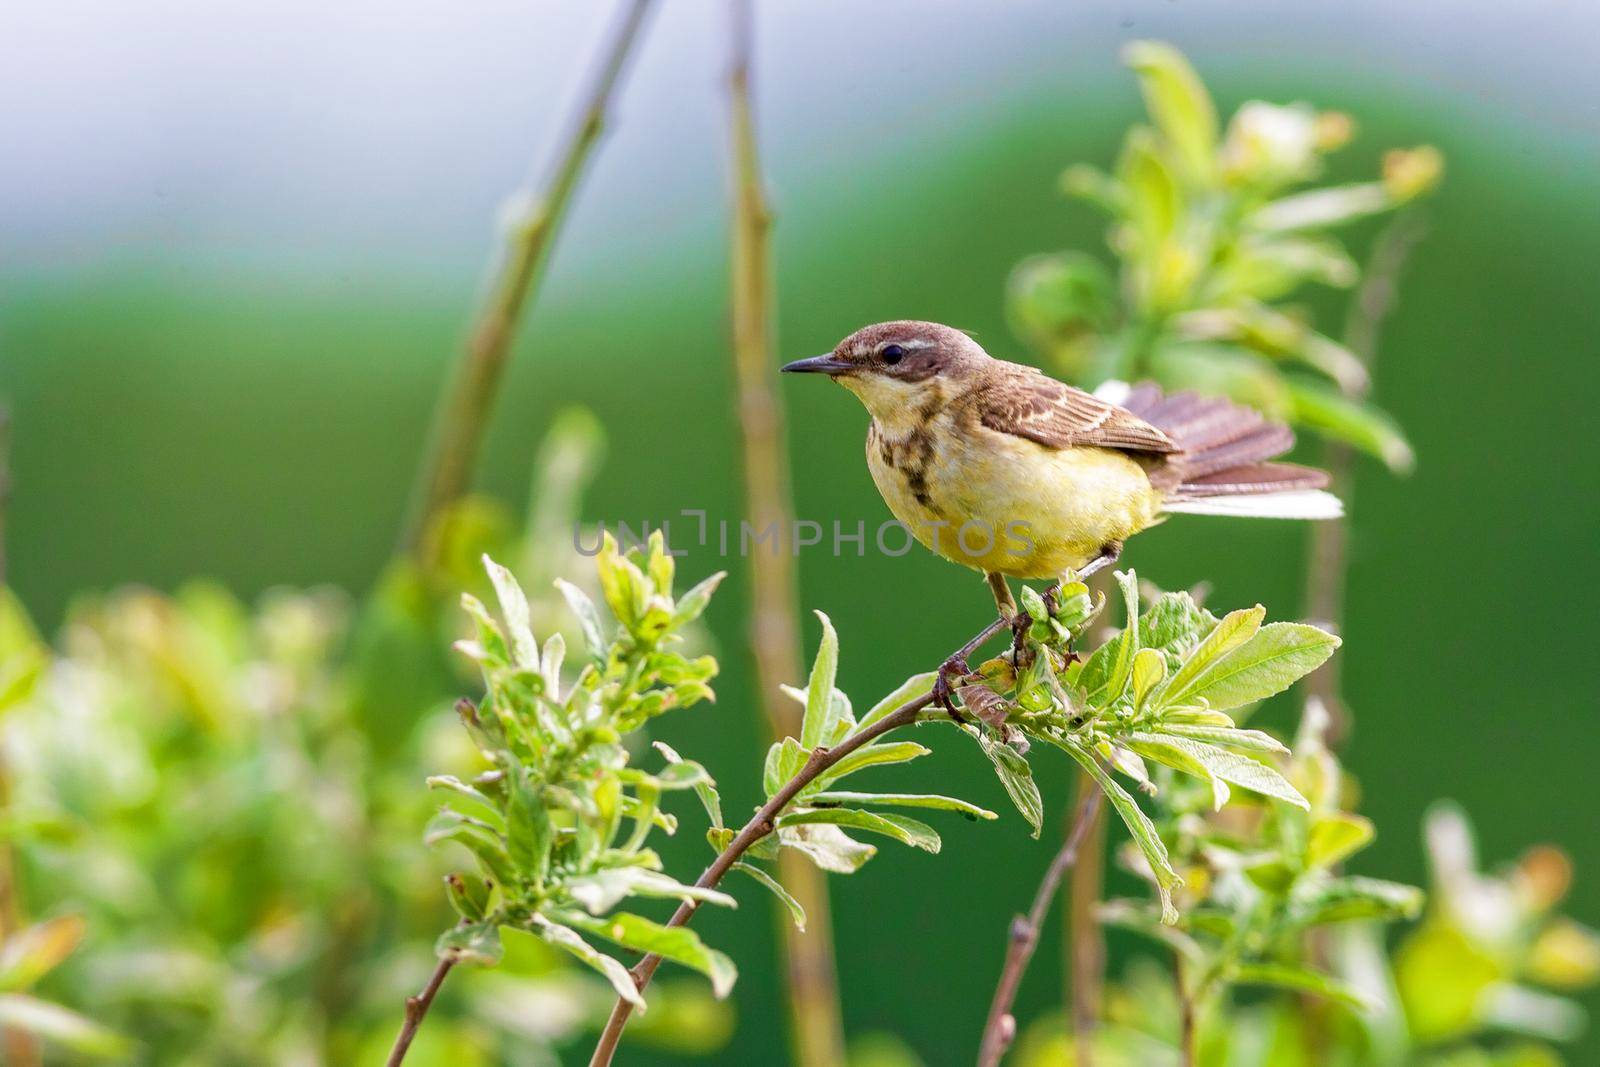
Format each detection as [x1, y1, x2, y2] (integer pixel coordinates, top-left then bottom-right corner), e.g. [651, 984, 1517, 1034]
[724, 2, 848, 1062]
[977, 783, 1105, 1067]
[401, 0, 656, 558]
[1303, 210, 1427, 717]
[587, 613, 1013, 1067]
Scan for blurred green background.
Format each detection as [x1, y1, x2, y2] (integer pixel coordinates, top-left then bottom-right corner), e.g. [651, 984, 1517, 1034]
[3, 2, 1598, 1063]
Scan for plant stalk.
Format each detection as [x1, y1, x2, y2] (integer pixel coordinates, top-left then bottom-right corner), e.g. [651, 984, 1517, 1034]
[1065, 567, 1113, 1064]
[1177, 957, 1197, 1067]
[977, 782, 1104, 1067]
[723, 3, 848, 1064]
[1067, 771, 1106, 1064]
[587, 613, 1013, 1067]
[1303, 210, 1426, 724]
[384, 951, 456, 1067]
[400, 0, 656, 559]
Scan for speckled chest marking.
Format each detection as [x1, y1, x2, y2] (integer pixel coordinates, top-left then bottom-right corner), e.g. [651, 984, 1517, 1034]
[866, 396, 945, 514]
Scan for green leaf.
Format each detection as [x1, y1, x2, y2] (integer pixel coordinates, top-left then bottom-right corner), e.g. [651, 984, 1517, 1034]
[1140, 590, 1220, 659]
[1125, 734, 1230, 810]
[1157, 724, 1287, 753]
[436, 921, 504, 966]
[1066, 743, 1182, 923]
[1149, 344, 1294, 421]
[595, 534, 647, 629]
[1130, 647, 1166, 707]
[566, 867, 736, 915]
[1250, 182, 1392, 232]
[778, 809, 941, 854]
[554, 578, 607, 659]
[1151, 605, 1265, 709]
[482, 555, 538, 668]
[654, 741, 722, 829]
[800, 612, 840, 749]
[1307, 812, 1375, 868]
[0, 588, 46, 717]
[814, 741, 929, 787]
[505, 781, 554, 884]
[1134, 732, 1308, 810]
[1122, 40, 1217, 181]
[425, 809, 517, 886]
[856, 671, 937, 733]
[1230, 961, 1375, 1012]
[762, 737, 808, 798]
[561, 911, 737, 998]
[974, 731, 1043, 837]
[1099, 570, 1142, 702]
[0, 993, 132, 1059]
[1291, 874, 1423, 926]
[534, 917, 644, 1009]
[778, 822, 877, 874]
[808, 791, 997, 821]
[733, 863, 805, 931]
[1178, 622, 1340, 711]
[671, 571, 726, 628]
[540, 632, 565, 694]
[1288, 378, 1416, 474]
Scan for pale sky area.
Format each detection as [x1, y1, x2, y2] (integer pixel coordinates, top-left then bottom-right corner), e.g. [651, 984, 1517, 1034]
[3, 0, 1596, 282]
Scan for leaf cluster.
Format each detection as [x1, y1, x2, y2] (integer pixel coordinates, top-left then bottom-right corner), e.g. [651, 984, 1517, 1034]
[700, 614, 993, 922]
[1007, 41, 1441, 470]
[954, 571, 1339, 927]
[434, 532, 734, 1010]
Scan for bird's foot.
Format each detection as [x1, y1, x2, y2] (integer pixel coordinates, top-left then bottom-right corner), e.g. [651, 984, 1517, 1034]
[933, 656, 973, 724]
[1010, 611, 1034, 667]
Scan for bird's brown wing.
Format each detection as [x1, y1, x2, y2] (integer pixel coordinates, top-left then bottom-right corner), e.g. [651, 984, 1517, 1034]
[976, 367, 1179, 455]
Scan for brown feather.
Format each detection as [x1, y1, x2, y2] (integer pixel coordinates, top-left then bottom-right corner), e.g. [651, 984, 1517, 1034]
[975, 364, 1179, 455]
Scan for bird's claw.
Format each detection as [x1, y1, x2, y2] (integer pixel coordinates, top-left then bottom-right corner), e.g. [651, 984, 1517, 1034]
[933, 656, 972, 724]
[1010, 611, 1034, 666]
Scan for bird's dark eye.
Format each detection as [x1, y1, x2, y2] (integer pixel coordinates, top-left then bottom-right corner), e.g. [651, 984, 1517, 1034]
[881, 344, 905, 365]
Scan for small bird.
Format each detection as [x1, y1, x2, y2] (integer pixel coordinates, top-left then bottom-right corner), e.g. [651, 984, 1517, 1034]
[783, 320, 1339, 642]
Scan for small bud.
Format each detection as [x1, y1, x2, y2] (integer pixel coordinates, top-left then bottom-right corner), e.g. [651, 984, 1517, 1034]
[1382, 145, 1444, 201]
[1313, 110, 1355, 151]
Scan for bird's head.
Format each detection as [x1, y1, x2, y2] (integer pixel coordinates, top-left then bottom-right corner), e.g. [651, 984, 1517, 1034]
[781, 321, 989, 422]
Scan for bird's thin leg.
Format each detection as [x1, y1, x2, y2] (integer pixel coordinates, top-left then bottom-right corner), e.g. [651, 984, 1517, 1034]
[933, 578, 1017, 722]
[985, 572, 1017, 618]
[1076, 540, 1123, 581]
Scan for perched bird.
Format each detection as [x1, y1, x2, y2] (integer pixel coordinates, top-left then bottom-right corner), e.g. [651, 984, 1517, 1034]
[782, 320, 1339, 632]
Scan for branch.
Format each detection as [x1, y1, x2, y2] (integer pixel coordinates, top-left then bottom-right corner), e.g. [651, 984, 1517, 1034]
[1303, 209, 1427, 717]
[1066, 772, 1106, 1065]
[977, 783, 1104, 1067]
[588, 612, 1013, 1067]
[384, 950, 456, 1067]
[723, 3, 847, 1063]
[400, 0, 656, 559]
[1176, 957, 1197, 1067]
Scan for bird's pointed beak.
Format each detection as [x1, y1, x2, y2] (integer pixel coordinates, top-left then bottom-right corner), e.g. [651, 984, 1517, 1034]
[781, 353, 852, 376]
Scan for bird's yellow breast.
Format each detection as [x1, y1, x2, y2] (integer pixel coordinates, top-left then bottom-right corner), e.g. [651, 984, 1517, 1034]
[865, 412, 1161, 579]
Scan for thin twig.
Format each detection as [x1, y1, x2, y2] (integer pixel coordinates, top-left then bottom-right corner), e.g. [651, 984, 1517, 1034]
[384, 951, 456, 1067]
[587, 612, 1014, 1067]
[724, 3, 847, 1062]
[400, 0, 656, 559]
[977, 783, 1104, 1067]
[1065, 567, 1113, 1065]
[1303, 210, 1427, 721]
[1176, 956, 1197, 1067]
[1066, 773, 1106, 1065]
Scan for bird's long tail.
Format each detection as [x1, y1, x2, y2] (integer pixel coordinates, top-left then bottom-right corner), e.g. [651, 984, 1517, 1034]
[1116, 382, 1344, 520]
